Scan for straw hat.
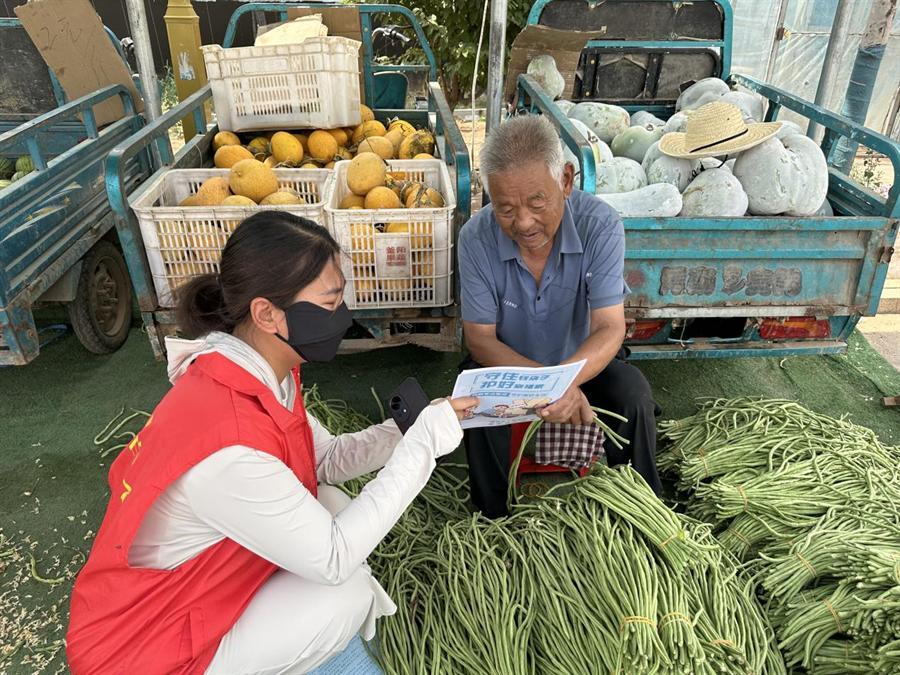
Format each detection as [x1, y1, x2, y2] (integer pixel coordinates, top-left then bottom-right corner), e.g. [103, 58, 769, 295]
[659, 101, 781, 159]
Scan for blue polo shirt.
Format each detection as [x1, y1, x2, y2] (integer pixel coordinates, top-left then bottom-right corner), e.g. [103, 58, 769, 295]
[458, 189, 627, 365]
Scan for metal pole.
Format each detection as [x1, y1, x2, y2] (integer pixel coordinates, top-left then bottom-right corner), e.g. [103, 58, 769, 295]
[124, 0, 161, 121]
[485, 0, 508, 135]
[807, 0, 855, 142]
[763, 0, 791, 85]
[833, 0, 899, 172]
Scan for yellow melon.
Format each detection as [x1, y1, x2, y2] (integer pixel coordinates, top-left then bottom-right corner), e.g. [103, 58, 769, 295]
[346, 152, 387, 196]
[349, 223, 376, 265]
[382, 278, 411, 291]
[398, 130, 436, 159]
[192, 176, 232, 205]
[358, 136, 394, 160]
[301, 162, 320, 169]
[359, 104, 375, 123]
[248, 137, 270, 156]
[352, 269, 377, 302]
[270, 131, 304, 165]
[336, 147, 353, 161]
[384, 127, 405, 156]
[385, 221, 433, 249]
[388, 119, 416, 136]
[260, 190, 306, 206]
[214, 145, 254, 169]
[213, 131, 241, 152]
[329, 128, 350, 147]
[384, 173, 404, 198]
[412, 251, 435, 282]
[413, 153, 435, 160]
[400, 182, 420, 204]
[220, 195, 257, 206]
[364, 186, 401, 210]
[307, 130, 339, 162]
[264, 156, 278, 168]
[229, 159, 279, 203]
[405, 185, 445, 209]
[292, 133, 308, 154]
[339, 193, 366, 209]
[352, 120, 387, 145]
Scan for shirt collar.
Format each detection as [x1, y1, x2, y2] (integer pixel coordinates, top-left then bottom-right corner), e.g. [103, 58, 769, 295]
[494, 196, 583, 261]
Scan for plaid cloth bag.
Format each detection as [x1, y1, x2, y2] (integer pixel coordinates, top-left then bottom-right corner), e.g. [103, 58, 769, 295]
[535, 422, 606, 470]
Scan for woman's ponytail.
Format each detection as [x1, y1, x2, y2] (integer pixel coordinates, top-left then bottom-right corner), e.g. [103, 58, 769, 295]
[175, 273, 233, 338]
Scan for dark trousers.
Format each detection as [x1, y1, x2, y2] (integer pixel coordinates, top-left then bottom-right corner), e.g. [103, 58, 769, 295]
[462, 352, 662, 518]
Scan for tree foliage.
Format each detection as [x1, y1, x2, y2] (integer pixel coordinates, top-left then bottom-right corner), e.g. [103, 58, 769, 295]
[389, 0, 532, 108]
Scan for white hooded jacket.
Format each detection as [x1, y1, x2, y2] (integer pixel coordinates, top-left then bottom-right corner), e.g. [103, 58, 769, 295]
[130, 332, 462, 636]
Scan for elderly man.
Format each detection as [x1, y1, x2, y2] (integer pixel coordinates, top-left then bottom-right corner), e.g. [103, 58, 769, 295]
[458, 115, 661, 518]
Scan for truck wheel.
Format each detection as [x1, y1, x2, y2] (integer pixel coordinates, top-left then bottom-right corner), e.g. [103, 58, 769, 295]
[68, 241, 133, 354]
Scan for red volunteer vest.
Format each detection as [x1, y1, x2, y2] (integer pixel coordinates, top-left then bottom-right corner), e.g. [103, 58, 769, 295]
[66, 353, 318, 674]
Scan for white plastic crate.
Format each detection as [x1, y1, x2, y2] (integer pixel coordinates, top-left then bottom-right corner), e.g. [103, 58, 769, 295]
[201, 37, 362, 132]
[325, 159, 455, 310]
[130, 168, 333, 307]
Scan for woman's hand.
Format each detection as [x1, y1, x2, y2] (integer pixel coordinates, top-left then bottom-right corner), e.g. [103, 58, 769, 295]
[447, 396, 479, 422]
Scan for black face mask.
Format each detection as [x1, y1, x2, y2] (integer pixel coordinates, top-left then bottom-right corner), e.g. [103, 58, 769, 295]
[276, 301, 352, 362]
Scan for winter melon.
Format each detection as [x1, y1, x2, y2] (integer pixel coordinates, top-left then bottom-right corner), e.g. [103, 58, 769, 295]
[569, 102, 630, 144]
[555, 100, 576, 117]
[630, 110, 666, 128]
[663, 112, 690, 134]
[527, 54, 566, 100]
[600, 183, 683, 218]
[563, 118, 613, 172]
[732, 135, 827, 216]
[681, 168, 748, 217]
[611, 125, 665, 163]
[647, 154, 696, 192]
[675, 78, 730, 112]
[720, 91, 764, 122]
[596, 157, 647, 194]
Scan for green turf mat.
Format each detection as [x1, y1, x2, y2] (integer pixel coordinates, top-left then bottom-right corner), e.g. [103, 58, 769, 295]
[0, 327, 897, 672]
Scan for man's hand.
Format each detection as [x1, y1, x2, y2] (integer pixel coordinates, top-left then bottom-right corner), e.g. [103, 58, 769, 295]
[538, 386, 594, 425]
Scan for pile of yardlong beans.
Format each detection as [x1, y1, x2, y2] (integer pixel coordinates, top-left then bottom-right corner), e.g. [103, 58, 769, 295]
[659, 397, 900, 674]
[342, 465, 784, 675]
[324, 396, 783, 674]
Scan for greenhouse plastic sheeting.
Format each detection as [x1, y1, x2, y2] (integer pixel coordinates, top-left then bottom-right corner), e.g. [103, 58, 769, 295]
[731, 0, 900, 139]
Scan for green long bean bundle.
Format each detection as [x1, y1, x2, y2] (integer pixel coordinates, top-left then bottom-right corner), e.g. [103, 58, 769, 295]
[660, 397, 900, 674]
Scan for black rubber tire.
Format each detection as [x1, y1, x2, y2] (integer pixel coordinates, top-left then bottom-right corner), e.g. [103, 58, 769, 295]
[67, 240, 133, 355]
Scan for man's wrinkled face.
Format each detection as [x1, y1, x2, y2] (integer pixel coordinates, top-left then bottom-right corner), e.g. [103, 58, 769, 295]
[488, 161, 574, 252]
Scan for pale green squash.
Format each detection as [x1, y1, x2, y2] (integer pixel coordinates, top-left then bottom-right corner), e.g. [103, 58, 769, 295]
[611, 125, 665, 163]
[675, 78, 730, 112]
[599, 183, 683, 217]
[527, 55, 566, 100]
[681, 168, 749, 217]
[732, 134, 828, 216]
[563, 118, 614, 173]
[569, 102, 631, 144]
[596, 157, 647, 194]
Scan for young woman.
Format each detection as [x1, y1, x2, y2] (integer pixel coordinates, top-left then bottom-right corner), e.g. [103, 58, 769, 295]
[66, 212, 477, 674]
